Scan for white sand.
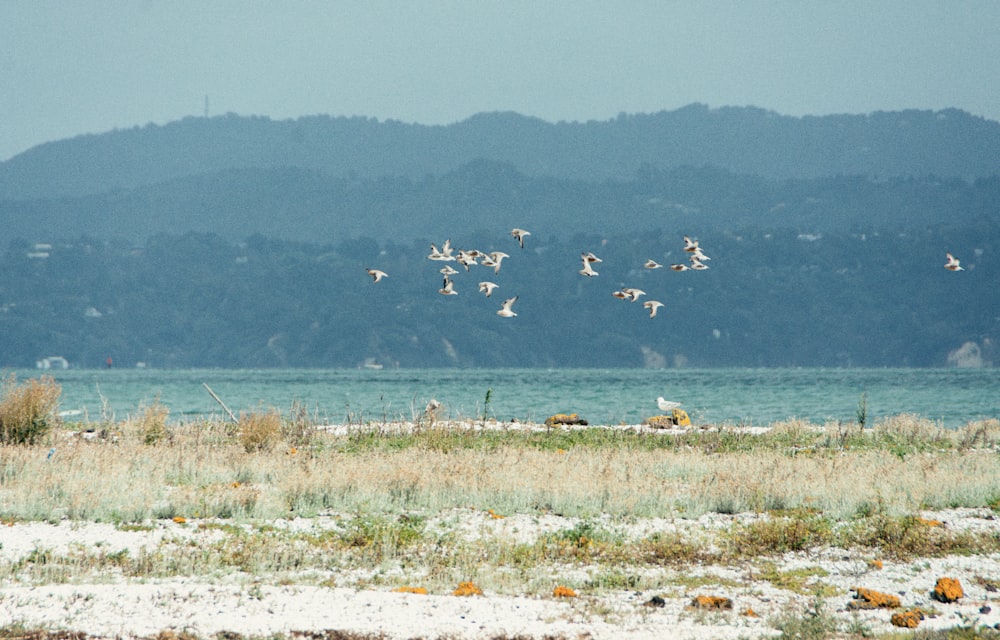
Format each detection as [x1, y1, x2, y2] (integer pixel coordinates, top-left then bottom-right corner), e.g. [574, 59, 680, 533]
[2, 509, 999, 639]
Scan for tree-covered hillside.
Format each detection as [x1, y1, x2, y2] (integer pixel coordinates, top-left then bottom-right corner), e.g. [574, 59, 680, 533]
[2, 226, 995, 369]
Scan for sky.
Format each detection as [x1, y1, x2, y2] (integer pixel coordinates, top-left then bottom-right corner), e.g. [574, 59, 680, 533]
[2, 1, 999, 161]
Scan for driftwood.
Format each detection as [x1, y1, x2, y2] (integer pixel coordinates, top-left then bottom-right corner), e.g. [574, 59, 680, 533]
[203, 383, 238, 424]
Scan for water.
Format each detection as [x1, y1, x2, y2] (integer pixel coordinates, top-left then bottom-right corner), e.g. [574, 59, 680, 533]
[11, 367, 999, 428]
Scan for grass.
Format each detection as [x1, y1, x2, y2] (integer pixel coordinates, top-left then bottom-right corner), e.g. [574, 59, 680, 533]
[1, 376, 1000, 638]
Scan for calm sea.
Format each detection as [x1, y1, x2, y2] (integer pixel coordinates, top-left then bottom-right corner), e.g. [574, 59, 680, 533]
[10, 367, 999, 429]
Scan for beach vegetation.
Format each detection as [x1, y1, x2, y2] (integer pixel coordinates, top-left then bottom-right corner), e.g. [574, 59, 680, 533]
[0, 374, 60, 445]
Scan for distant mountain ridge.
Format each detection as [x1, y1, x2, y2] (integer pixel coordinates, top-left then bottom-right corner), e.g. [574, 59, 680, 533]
[2, 104, 999, 201]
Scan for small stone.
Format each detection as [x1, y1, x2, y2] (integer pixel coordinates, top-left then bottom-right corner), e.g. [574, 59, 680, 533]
[644, 595, 666, 608]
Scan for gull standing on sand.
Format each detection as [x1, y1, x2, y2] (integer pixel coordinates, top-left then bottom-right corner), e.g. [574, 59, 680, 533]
[643, 300, 664, 318]
[365, 268, 388, 283]
[478, 281, 499, 297]
[512, 228, 531, 249]
[497, 296, 518, 317]
[944, 252, 964, 271]
[657, 397, 681, 412]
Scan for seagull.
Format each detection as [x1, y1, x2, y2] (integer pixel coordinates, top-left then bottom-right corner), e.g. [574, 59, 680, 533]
[439, 265, 459, 276]
[428, 244, 455, 261]
[497, 296, 518, 317]
[944, 252, 964, 271]
[438, 277, 458, 295]
[644, 300, 664, 318]
[365, 268, 388, 283]
[456, 251, 478, 271]
[690, 247, 711, 262]
[621, 287, 646, 301]
[582, 251, 602, 263]
[479, 281, 499, 297]
[670, 263, 691, 272]
[512, 228, 531, 249]
[481, 251, 510, 274]
[657, 397, 681, 412]
[612, 290, 629, 300]
[689, 257, 709, 270]
[683, 236, 699, 252]
[579, 258, 599, 277]
[644, 259, 663, 269]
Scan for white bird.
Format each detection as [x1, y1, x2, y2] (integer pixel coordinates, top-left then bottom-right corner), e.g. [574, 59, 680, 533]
[438, 277, 457, 295]
[428, 244, 455, 261]
[485, 251, 510, 274]
[479, 281, 499, 297]
[644, 300, 664, 318]
[944, 252, 964, 271]
[579, 258, 599, 277]
[512, 228, 531, 249]
[439, 265, 459, 276]
[690, 247, 711, 261]
[689, 257, 709, 270]
[612, 290, 629, 300]
[497, 295, 518, 317]
[644, 259, 663, 269]
[683, 236, 699, 252]
[621, 287, 646, 301]
[456, 251, 478, 271]
[365, 268, 388, 283]
[670, 263, 690, 272]
[657, 397, 681, 412]
[582, 251, 602, 263]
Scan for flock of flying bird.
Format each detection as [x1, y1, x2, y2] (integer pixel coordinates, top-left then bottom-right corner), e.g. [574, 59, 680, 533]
[365, 228, 717, 320]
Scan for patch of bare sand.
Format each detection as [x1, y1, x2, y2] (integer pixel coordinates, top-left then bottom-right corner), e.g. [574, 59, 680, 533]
[2, 510, 999, 639]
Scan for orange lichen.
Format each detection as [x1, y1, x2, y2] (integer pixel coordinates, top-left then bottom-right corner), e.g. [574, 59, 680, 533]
[172, 516, 187, 524]
[644, 415, 676, 429]
[932, 577, 963, 602]
[918, 517, 943, 527]
[741, 608, 759, 617]
[552, 586, 577, 598]
[891, 609, 925, 628]
[486, 509, 505, 519]
[544, 413, 588, 427]
[453, 581, 483, 597]
[689, 595, 733, 610]
[393, 586, 428, 595]
[868, 559, 884, 570]
[848, 587, 900, 609]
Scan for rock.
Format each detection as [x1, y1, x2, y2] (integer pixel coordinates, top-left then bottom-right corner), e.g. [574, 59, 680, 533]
[644, 595, 666, 608]
[932, 577, 963, 602]
[689, 595, 734, 610]
[544, 413, 588, 427]
[890, 609, 925, 628]
[848, 587, 900, 609]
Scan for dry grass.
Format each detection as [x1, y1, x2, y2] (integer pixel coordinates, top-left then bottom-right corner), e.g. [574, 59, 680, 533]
[0, 374, 61, 445]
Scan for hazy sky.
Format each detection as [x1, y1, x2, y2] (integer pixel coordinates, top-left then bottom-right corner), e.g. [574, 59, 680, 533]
[2, 1, 998, 161]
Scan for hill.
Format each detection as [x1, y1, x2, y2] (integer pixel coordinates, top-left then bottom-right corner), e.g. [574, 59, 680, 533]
[2, 105, 999, 201]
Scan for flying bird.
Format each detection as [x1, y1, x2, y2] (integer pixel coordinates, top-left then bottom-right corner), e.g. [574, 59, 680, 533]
[644, 300, 664, 318]
[690, 247, 711, 262]
[438, 277, 458, 295]
[579, 258, 599, 277]
[512, 228, 531, 249]
[478, 281, 499, 297]
[944, 252, 964, 271]
[482, 251, 510, 274]
[657, 397, 682, 412]
[497, 296, 518, 318]
[439, 265, 459, 276]
[366, 268, 388, 283]
[621, 287, 646, 301]
[689, 257, 709, 270]
[683, 236, 699, 252]
[670, 263, 690, 272]
[582, 251, 602, 263]
[643, 259, 663, 269]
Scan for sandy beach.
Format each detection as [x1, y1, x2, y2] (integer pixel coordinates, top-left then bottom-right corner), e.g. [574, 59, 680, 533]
[2, 507, 999, 639]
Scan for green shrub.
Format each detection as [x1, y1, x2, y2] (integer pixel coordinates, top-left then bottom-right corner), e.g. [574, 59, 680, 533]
[0, 374, 61, 445]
